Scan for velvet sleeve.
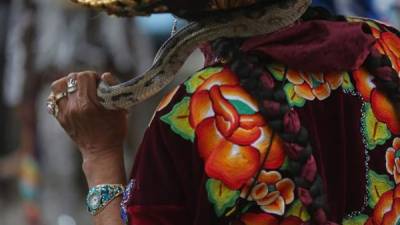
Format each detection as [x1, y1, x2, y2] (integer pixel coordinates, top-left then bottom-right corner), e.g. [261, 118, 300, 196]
[125, 86, 210, 225]
[125, 115, 188, 224]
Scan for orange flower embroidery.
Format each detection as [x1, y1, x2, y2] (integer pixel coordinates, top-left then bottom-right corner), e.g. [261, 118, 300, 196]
[189, 68, 286, 190]
[354, 26, 400, 136]
[353, 69, 400, 135]
[286, 70, 343, 101]
[240, 170, 295, 216]
[156, 86, 180, 111]
[372, 27, 400, 73]
[366, 185, 400, 225]
[240, 213, 303, 225]
[353, 68, 376, 102]
[371, 90, 400, 135]
[241, 213, 279, 225]
[386, 138, 400, 184]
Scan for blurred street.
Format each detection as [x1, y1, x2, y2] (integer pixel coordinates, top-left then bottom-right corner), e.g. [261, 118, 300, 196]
[0, 0, 399, 225]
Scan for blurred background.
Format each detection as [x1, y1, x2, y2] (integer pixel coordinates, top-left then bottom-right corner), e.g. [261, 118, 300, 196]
[0, 0, 398, 225]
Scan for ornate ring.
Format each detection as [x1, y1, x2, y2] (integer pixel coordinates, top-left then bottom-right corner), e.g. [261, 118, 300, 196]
[46, 99, 59, 117]
[47, 91, 67, 117]
[67, 78, 78, 94]
[54, 92, 67, 101]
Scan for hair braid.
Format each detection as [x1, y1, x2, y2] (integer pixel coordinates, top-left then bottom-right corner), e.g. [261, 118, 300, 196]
[210, 7, 400, 224]
[362, 24, 400, 116]
[211, 36, 330, 225]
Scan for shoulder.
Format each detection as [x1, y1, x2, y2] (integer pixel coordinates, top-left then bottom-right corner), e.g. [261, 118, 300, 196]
[346, 16, 400, 42]
[346, 16, 399, 30]
[345, 16, 400, 73]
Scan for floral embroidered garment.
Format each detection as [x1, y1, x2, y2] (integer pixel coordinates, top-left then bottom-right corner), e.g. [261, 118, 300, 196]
[121, 9, 400, 225]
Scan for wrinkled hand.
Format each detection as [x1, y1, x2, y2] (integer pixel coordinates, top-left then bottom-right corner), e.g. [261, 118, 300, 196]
[49, 71, 127, 159]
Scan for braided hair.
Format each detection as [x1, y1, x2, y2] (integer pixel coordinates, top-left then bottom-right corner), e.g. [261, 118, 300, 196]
[210, 6, 400, 225]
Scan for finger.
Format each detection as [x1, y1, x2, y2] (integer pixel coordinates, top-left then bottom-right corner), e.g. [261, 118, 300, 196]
[49, 76, 69, 115]
[101, 73, 120, 86]
[66, 72, 78, 95]
[50, 76, 68, 94]
[65, 72, 79, 106]
[76, 71, 98, 105]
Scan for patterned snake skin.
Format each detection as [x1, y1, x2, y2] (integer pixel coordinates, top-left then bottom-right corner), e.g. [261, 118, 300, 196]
[97, 0, 312, 109]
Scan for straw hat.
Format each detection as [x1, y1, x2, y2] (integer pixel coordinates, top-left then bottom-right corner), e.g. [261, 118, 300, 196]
[71, 0, 311, 19]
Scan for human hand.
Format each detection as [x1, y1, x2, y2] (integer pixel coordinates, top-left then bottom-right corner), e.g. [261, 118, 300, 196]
[48, 71, 127, 223]
[48, 71, 128, 160]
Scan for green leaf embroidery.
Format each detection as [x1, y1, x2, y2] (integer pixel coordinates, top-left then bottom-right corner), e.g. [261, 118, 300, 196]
[284, 83, 306, 108]
[240, 202, 254, 214]
[367, 170, 395, 208]
[346, 17, 382, 31]
[285, 199, 310, 222]
[342, 214, 369, 225]
[342, 72, 355, 93]
[361, 103, 392, 150]
[185, 67, 223, 93]
[228, 99, 256, 115]
[206, 179, 240, 217]
[280, 157, 290, 171]
[160, 97, 195, 142]
[266, 63, 286, 81]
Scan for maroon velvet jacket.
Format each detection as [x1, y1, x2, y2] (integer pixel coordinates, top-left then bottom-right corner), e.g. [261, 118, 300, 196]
[120, 13, 400, 225]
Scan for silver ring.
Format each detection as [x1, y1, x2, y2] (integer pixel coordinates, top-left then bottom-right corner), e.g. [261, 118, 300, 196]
[67, 78, 78, 94]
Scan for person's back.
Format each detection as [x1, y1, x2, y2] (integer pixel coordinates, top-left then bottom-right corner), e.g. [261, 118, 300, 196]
[45, 1, 400, 225]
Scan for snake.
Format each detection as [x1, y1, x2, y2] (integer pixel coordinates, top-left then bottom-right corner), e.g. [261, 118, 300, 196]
[97, 0, 312, 110]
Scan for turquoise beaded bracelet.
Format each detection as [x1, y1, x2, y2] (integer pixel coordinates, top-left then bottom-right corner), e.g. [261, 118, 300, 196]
[86, 184, 125, 215]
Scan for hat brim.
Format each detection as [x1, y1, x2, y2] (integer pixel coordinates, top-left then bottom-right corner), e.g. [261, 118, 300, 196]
[74, 0, 311, 20]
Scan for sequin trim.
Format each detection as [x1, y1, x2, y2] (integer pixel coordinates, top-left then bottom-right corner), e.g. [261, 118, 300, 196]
[120, 179, 135, 225]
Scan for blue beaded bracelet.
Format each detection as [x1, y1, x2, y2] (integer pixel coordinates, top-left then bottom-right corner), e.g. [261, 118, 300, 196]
[86, 184, 125, 215]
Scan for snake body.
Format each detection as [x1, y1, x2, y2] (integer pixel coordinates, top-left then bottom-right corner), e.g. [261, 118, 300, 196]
[97, 0, 311, 110]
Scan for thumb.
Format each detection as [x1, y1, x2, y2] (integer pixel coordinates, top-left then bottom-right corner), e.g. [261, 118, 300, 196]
[101, 72, 120, 86]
